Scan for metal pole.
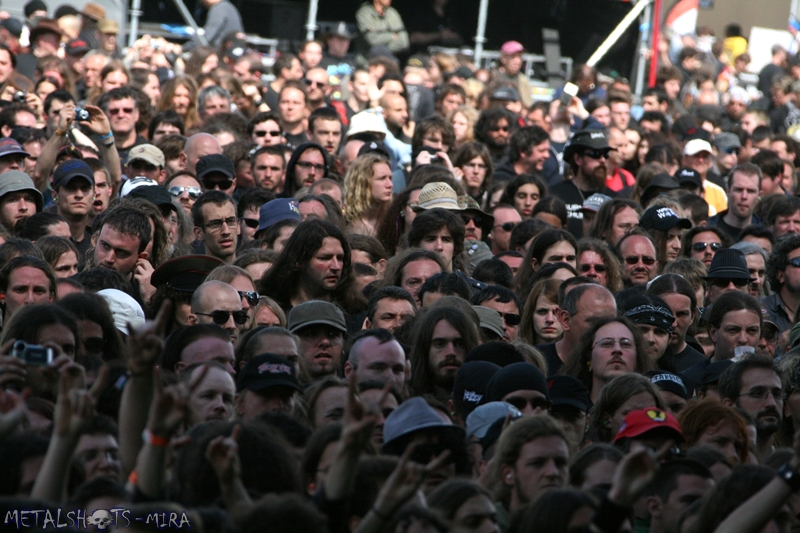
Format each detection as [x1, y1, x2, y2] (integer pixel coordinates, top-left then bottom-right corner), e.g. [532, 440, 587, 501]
[633, 1, 652, 96]
[171, 0, 209, 46]
[474, 0, 489, 65]
[648, 0, 662, 88]
[305, 0, 319, 41]
[586, 0, 653, 68]
[128, 0, 142, 48]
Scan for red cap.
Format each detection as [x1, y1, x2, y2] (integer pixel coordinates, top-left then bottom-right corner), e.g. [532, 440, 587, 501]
[613, 407, 684, 443]
[501, 41, 524, 55]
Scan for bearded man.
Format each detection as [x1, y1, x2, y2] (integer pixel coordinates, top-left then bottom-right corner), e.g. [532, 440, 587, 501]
[551, 130, 618, 238]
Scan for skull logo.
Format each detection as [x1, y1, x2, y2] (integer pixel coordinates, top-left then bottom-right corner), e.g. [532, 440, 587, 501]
[87, 509, 113, 530]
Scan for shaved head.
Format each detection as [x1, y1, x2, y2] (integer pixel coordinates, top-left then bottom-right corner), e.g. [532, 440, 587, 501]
[183, 133, 222, 174]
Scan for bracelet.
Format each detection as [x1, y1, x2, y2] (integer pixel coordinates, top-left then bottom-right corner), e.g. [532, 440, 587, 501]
[777, 463, 800, 491]
[98, 131, 113, 141]
[55, 128, 67, 136]
[142, 428, 170, 448]
[370, 506, 389, 521]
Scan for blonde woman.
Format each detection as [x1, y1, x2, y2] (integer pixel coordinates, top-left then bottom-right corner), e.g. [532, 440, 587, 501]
[344, 153, 394, 236]
[447, 105, 479, 151]
[158, 76, 201, 131]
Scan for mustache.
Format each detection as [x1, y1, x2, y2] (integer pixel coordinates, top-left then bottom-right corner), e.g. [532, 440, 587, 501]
[437, 357, 461, 369]
[757, 408, 781, 418]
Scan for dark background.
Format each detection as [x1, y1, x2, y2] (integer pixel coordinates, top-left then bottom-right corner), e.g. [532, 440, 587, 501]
[142, 0, 639, 78]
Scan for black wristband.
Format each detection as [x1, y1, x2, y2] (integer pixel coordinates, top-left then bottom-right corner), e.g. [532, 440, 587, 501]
[777, 463, 800, 491]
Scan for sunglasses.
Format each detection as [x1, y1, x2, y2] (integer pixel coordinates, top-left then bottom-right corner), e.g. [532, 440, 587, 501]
[304, 79, 327, 88]
[238, 291, 260, 306]
[579, 263, 607, 273]
[489, 126, 509, 132]
[108, 107, 134, 115]
[254, 130, 282, 138]
[722, 146, 741, 155]
[501, 313, 521, 326]
[461, 214, 483, 226]
[493, 222, 517, 232]
[504, 396, 551, 412]
[242, 218, 260, 229]
[169, 185, 202, 199]
[583, 149, 610, 159]
[692, 242, 723, 252]
[711, 278, 749, 288]
[203, 179, 234, 191]
[195, 310, 249, 326]
[788, 257, 800, 268]
[624, 255, 656, 266]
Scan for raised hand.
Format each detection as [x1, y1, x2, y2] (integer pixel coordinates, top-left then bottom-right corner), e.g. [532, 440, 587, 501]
[374, 439, 451, 512]
[54, 364, 107, 438]
[79, 104, 112, 137]
[126, 300, 172, 375]
[146, 365, 207, 439]
[206, 424, 243, 486]
[608, 441, 672, 507]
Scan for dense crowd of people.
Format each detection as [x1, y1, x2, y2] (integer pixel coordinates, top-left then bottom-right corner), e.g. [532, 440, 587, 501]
[1, 1, 800, 532]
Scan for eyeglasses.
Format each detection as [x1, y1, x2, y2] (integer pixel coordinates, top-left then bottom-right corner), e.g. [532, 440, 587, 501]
[594, 337, 636, 350]
[623, 255, 656, 266]
[254, 130, 282, 138]
[692, 242, 723, 252]
[238, 291, 260, 306]
[304, 79, 327, 88]
[195, 310, 249, 325]
[77, 448, 119, 463]
[501, 313, 521, 326]
[583, 149, 610, 159]
[788, 257, 800, 268]
[461, 214, 483, 226]
[296, 161, 326, 172]
[739, 386, 782, 401]
[204, 216, 238, 231]
[203, 178, 234, 191]
[723, 147, 741, 155]
[242, 218, 260, 229]
[83, 337, 106, 355]
[579, 263, 607, 273]
[108, 107, 134, 115]
[711, 278, 749, 288]
[493, 222, 517, 232]
[504, 396, 551, 412]
[169, 185, 202, 199]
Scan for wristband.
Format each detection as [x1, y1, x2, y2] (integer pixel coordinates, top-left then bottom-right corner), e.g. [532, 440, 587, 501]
[55, 128, 67, 136]
[777, 463, 800, 491]
[98, 131, 113, 141]
[142, 428, 170, 447]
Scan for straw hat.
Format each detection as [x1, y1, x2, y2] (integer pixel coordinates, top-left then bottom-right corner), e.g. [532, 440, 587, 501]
[412, 182, 462, 212]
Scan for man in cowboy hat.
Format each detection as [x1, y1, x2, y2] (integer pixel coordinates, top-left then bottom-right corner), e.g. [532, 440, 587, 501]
[550, 129, 617, 239]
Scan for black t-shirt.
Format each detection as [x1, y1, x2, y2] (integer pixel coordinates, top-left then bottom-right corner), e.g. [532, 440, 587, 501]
[284, 131, 309, 148]
[535, 342, 562, 376]
[549, 180, 616, 239]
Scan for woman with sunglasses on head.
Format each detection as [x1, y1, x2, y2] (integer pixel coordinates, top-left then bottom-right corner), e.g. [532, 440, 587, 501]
[681, 226, 732, 269]
[344, 153, 394, 237]
[164, 171, 203, 214]
[576, 238, 623, 293]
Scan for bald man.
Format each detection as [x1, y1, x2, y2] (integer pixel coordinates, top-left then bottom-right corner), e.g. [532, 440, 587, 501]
[180, 133, 223, 174]
[188, 280, 246, 343]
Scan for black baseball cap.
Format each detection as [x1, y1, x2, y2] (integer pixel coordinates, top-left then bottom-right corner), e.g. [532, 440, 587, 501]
[639, 205, 692, 233]
[547, 375, 590, 412]
[236, 353, 301, 393]
[196, 154, 235, 180]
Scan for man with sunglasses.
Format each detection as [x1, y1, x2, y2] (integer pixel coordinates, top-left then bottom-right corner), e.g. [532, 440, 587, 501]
[100, 87, 145, 166]
[762, 234, 800, 334]
[189, 280, 247, 344]
[304, 68, 332, 113]
[551, 129, 617, 239]
[471, 286, 521, 342]
[237, 188, 273, 247]
[618, 229, 659, 287]
[192, 190, 239, 264]
[712, 133, 742, 178]
[707, 163, 761, 241]
[487, 204, 521, 255]
[702, 248, 754, 306]
[196, 153, 236, 197]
